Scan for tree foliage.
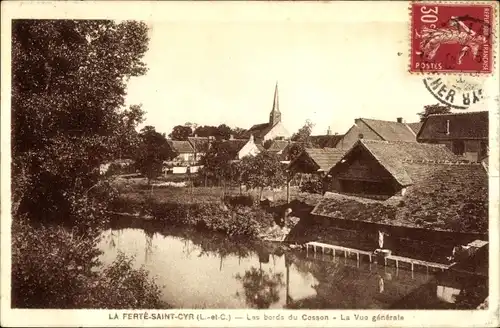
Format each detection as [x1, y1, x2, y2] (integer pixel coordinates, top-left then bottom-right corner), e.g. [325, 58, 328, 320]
[231, 127, 247, 139]
[135, 126, 174, 183]
[217, 124, 232, 140]
[418, 103, 451, 122]
[192, 124, 245, 140]
[10, 20, 166, 309]
[198, 141, 236, 185]
[12, 19, 150, 225]
[291, 119, 314, 146]
[193, 125, 219, 138]
[169, 125, 193, 140]
[288, 143, 306, 161]
[238, 151, 286, 198]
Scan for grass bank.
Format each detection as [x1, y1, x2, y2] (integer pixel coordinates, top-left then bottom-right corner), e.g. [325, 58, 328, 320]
[110, 179, 323, 239]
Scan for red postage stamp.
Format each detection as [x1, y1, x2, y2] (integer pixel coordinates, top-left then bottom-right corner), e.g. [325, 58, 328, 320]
[410, 2, 494, 74]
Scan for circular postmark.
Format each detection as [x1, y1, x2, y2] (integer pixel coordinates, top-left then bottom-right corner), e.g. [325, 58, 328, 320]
[422, 75, 486, 109]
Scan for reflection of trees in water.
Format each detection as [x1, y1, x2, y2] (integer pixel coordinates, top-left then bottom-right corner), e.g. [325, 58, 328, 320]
[144, 230, 155, 263]
[235, 267, 285, 309]
[111, 216, 259, 258]
[285, 254, 414, 309]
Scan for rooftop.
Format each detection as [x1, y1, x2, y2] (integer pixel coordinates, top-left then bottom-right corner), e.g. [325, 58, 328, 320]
[417, 111, 488, 140]
[290, 147, 346, 173]
[167, 140, 194, 153]
[187, 136, 211, 153]
[357, 118, 419, 142]
[245, 123, 274, 140]
[314, 161, 488, 234]
[310, 134, 345, 148]
[331, 139, 461, 186]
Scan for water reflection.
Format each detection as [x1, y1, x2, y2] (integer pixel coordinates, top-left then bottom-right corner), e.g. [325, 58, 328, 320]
[98, 222, 486, 309]
[235, 267, 285, 309]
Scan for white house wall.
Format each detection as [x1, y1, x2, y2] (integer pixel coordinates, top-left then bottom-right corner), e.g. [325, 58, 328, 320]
[238, 140, 261, 159]
[263, 122, 290, 141]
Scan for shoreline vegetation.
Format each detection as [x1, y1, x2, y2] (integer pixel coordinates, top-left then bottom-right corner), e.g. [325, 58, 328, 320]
[110, 178, 319, 241]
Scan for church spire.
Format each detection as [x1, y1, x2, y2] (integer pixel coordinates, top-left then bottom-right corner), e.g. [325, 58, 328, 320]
[269, 81, 281, 126]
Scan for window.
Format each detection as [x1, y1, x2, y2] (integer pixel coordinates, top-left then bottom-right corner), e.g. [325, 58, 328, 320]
[452, 140, 465, 156]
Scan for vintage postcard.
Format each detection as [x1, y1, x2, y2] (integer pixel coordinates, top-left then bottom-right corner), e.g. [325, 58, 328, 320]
[1, 1, 499, 327]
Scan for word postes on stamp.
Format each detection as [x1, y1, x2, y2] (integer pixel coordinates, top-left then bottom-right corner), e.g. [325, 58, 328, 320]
[410, 2, 494, 74]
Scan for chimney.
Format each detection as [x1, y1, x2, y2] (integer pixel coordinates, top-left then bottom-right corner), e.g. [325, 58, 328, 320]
[194, 133, 198, 138]
[326, 126, 332, 136]
[229, 134, 234, 140]
[397, 117, 403, 123]
[354, 118, 361, 125]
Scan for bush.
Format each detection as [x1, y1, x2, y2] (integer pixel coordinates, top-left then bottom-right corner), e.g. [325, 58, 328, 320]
[11, 217, 167, 309]
[299, 178, 323, 194]
[111, 195, 274, 238]
[224, 195, 255, 207]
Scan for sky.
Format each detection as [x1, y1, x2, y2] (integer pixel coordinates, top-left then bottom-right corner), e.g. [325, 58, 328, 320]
[122, 2, 472, 136]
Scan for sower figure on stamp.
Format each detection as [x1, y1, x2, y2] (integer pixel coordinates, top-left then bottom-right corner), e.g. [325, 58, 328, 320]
[418, 16, 487, 65]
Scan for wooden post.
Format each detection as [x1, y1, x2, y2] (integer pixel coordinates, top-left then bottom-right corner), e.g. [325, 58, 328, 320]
[286, 179, 291, 204]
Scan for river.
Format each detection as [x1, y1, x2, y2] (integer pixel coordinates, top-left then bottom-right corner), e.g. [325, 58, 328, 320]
[98, 221, 485, 309]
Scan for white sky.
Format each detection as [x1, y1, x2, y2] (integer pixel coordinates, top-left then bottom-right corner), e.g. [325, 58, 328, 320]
[122, 2, 464, 136]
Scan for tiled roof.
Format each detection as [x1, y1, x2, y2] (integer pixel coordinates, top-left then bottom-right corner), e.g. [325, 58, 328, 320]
[330, 139, 461, 186]
[310, 134, 344, 148]
[406, 122, 423, 135]
[313, 161, 488, 234]
[187, 137, 211, 153]
[360, 118, 417, 142]
[399, 161, 488, 233]
[246, 123, 273, 139]
[167, 140, 194, 153]
[292, 147, 346, 172]
[417, 111, 488, 140]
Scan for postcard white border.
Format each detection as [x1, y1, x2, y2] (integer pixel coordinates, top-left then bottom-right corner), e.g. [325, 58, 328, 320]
[1, 1, 499, 327]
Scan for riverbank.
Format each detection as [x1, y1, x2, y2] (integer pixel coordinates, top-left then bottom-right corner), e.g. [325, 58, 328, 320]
[110, 183, 322, 240]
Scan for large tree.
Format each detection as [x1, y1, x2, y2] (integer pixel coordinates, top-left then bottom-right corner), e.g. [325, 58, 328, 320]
[10, 20, 167, 309]
[169, 125, 193, 140]
[12, 19, 150, 226]
[217, 124, 232, 140]
[199, 141, 235, 188]
[135, 126, 174, 183]
[418, 104, 451, 122]
[238, 151, 286, 200]
[193, 125, 218, 138]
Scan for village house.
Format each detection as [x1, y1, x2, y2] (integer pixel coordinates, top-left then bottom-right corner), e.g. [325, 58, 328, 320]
[310, 145, 487, 262]
[266, 140, 300, 162]
[309, 126, 344, 148]
[288, 147, 346, 177]
[223, 134, 264, 161]
[335, 117, 423, 150]
[325, 139, 460, 197]
[417, 111, 488, 162]
[167, 140, 195, 164]
[187, 135, 213, 162]
[245, 82, 290, 143]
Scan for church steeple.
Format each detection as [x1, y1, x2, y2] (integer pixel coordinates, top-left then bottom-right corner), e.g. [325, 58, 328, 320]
[269, 81, 281, 126]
